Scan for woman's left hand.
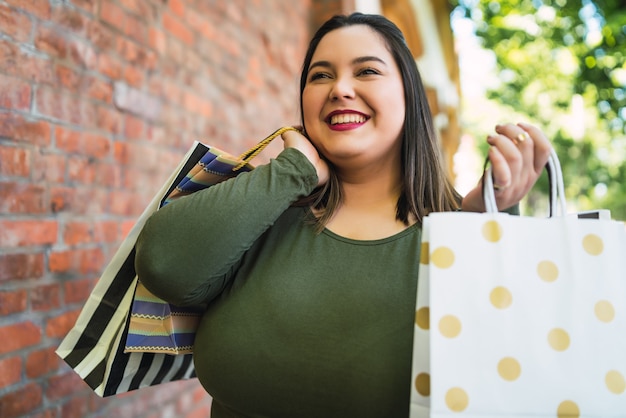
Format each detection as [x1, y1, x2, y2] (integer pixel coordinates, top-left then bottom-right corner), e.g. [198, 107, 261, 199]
[461, 122, 553, 212]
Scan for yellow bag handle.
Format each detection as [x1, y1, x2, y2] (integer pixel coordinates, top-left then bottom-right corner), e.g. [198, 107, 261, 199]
[232, 126, 299, 171]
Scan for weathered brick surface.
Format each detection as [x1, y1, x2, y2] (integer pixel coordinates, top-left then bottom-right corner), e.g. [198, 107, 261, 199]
[0, 0, 337, 417]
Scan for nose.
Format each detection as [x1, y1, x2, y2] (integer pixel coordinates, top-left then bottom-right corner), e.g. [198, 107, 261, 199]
[329, 75, 355, 101]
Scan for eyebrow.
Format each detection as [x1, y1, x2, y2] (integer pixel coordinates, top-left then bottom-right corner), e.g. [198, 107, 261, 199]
[308, 56, 387, 72]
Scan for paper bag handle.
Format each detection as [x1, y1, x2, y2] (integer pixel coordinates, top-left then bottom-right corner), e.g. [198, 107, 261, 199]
[483, 148, 566, 217]
[232, 126, 300, 171]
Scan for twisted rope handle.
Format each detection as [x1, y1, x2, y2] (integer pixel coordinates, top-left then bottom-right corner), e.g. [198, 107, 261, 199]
[232, 126, 300, 171]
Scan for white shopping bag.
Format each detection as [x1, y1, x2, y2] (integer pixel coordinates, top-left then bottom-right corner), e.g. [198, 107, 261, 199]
[410, 150, 626, 417]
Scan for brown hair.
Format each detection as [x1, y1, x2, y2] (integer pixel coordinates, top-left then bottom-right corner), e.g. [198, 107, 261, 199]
[299, 13, 461, 230]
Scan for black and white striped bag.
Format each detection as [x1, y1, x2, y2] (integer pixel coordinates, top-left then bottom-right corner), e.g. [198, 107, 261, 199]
[55, 142, 207, 396]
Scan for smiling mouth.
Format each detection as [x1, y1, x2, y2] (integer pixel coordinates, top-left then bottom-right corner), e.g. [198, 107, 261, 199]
[328, 113, 368, 125]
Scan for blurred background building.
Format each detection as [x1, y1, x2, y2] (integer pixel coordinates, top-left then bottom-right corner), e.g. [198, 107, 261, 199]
[0, 1, 461, 417]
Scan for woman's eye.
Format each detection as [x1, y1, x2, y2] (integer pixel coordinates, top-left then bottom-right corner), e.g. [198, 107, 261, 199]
[358, 68, 380, 76]
[309, 72, 331, 81]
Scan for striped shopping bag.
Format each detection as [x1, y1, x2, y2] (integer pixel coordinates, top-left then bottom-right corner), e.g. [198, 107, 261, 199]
[56, 127, 296, 395]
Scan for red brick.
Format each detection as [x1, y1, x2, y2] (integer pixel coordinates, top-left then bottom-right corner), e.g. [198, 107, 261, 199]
[25, 347, 59, 378]
[97, 53, 124, 79]
[0, 113, 51, 146]
[119, 0, 158, 21]
[86, 20, 117, 51]
[51, 3, 89, 36]
[186, 12, 216, 41]
[55, 64, 82, 92]
[123, 64, 144, 87]
[124, 13, 148, 44]
[50, 186, 109, 215]
[120, 219, 135, 239]
[96, 221, 120, 243]
[187, 405, 212, 418]
[116, 36, 157, 68]
[0, 182, 47, 214]
[0, 38, 56, 83]
[72, 0, 98, 15]
[84, 76, 113, 103]
[67, 37, 97, 69]
[64, 220, 118, 245]
[100, 0, 126, 32]
[67, 156, 97, 185]
[0, 145, 30, 177]
[55, 125, 81, 153]
[94, 161, 122, 188]
[0, 4, 32, 42]
[0, 220, 58, 248]
[45, 370, 87, 400]
[162, 12, 194, 45]
[45, 310, 80, 339]
[60, 395, 90, 418]
[0, 253, 44, 282]
[95, 105, 122, 134]
[6, 0, 50, 20]
[31, 283, 61, 311]
[35, 86, 92, 126]
[148, 27, 166, 54]
[0, 356, 22, 389]
[27, 410, 56, 418]
[0, 321, 41, 355]
[124, 114, 144, 139]
[63, 221, 93, 245]
[108, 192, 131, 216]
[168, 0, 185, 17]
[0, 289, 27, 315]
[31, 150, 66, 184]
[48, 248, 105, 275]
[63, 277, 94, 304]
[35, 25, 68, 58]
[0, 382, 43, 418]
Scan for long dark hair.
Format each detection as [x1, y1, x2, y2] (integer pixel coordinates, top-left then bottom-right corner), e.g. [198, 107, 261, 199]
[299, 13, 461, 229]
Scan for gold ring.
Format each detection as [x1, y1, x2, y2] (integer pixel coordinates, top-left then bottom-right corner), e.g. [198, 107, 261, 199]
[516, 132, 528, 143]
[493, 183, 507, 191]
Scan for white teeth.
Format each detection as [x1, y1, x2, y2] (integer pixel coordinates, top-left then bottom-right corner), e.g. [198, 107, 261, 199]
[330, 114, 366, 125]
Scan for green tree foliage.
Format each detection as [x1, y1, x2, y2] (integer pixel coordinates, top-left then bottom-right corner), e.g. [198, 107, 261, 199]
[452, 0, 626, 219]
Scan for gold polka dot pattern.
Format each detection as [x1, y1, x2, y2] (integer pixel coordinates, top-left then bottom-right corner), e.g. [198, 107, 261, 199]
[482, 220, 502, 242]
[582, 233, 604, 255]
[431, 246, 454, 269]
[410, 213, 626, 415]
[537, 260, 559, 282]
[438, 315, 462, 339]
[445, 387, 469, 412]
[557, 400, 580, 417]
[490, 286, 512, 309]
[595, 300, 615, 323]
[415, 307, 429, 330]
[497, 357, 521, 381]
[605, 370, 626, 394]
[414, 372, 430, 397]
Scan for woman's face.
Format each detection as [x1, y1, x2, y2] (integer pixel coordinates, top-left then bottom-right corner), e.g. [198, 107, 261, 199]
[302, 24, 406, 170]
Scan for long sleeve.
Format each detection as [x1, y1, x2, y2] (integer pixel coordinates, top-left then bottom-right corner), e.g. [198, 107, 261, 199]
[134, 147, 318, 306]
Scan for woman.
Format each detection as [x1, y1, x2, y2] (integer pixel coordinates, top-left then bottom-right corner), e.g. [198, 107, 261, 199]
[135, 13, 551, 417]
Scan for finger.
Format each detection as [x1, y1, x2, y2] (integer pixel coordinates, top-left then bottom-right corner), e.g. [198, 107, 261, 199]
[487, 132, 523, 181]
[487, 145, 512, 190]
[518, 122, 552, 173]
[495, 123, 536, 185]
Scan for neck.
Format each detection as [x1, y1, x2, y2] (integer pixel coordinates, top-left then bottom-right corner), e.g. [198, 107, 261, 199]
[319, 162, 412, 240]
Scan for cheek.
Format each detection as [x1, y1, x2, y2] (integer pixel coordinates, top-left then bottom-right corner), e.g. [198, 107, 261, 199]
[302, 87, 326, 115]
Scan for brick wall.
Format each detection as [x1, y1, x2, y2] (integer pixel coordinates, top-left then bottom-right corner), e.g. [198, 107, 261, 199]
[0, 0, 318, 416]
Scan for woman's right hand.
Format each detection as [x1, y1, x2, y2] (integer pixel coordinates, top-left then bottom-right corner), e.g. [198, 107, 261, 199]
[282, 128, 329, 187]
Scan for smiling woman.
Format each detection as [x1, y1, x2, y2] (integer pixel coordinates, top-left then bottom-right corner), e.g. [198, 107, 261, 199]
[134, 12, 553, 418]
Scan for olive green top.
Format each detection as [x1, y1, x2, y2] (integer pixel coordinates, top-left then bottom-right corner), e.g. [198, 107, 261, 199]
[135, 148, 423, 417]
